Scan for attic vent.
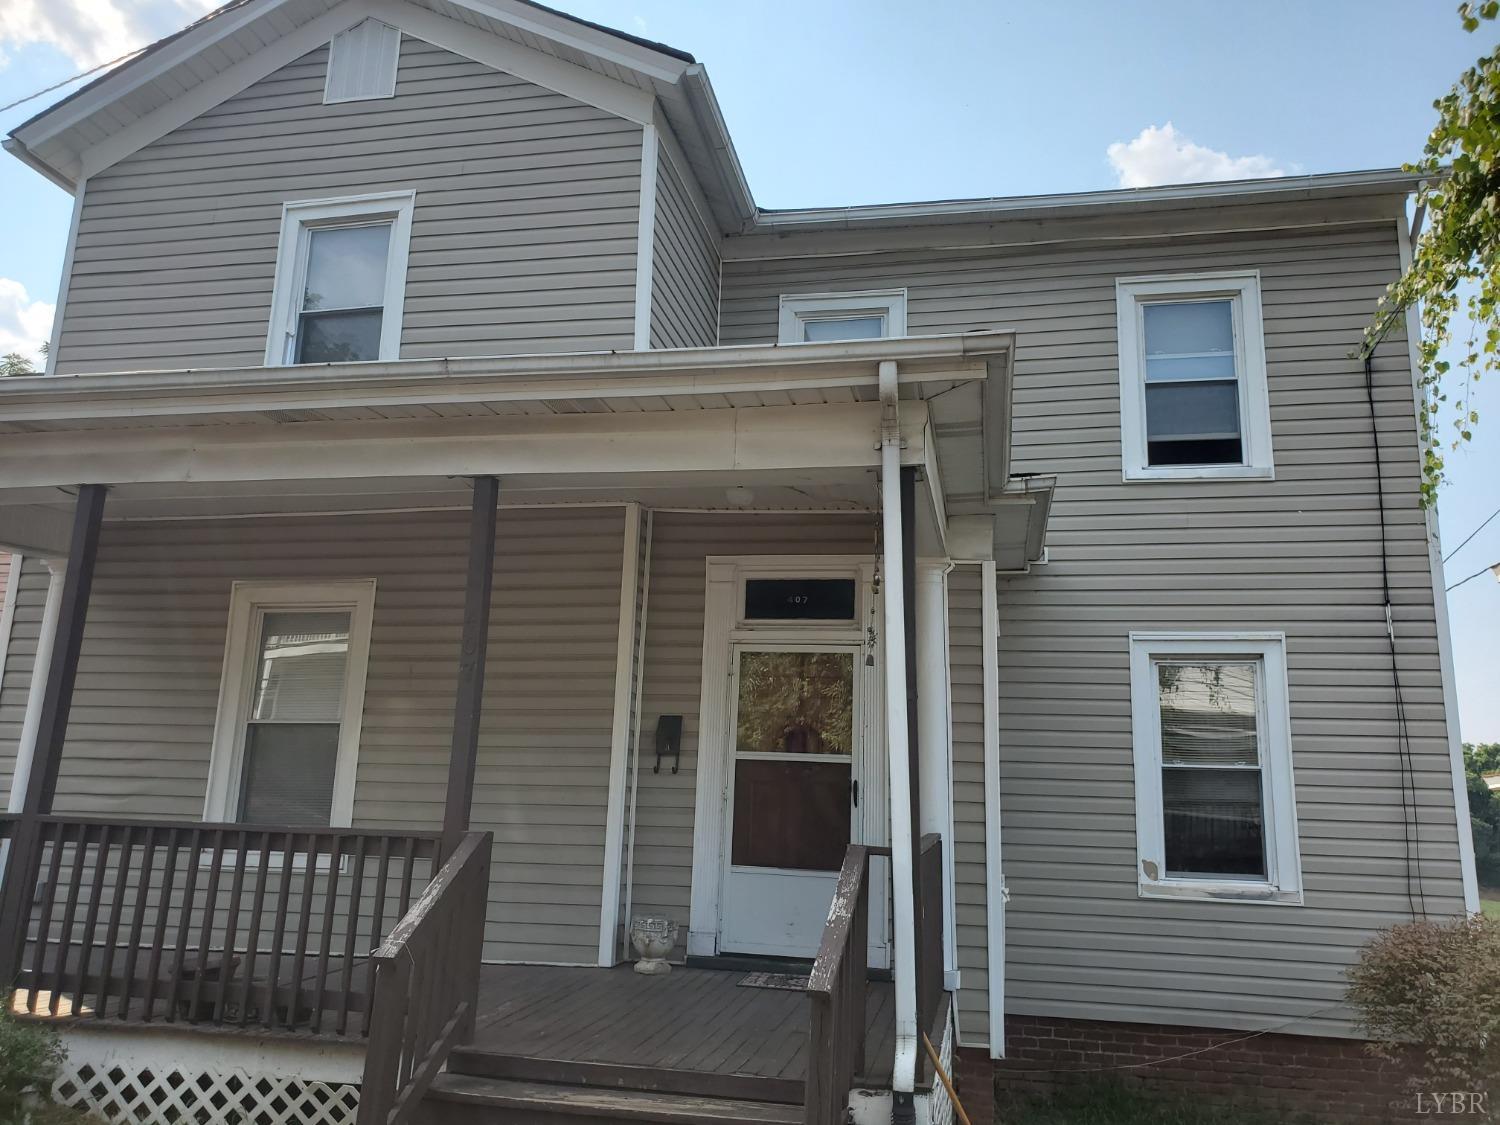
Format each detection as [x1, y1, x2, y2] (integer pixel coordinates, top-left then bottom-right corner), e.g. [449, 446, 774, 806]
[324, 19, 400, 103]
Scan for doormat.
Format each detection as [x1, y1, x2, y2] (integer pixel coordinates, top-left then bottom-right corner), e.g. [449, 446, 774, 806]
[738, 971, 810, 991]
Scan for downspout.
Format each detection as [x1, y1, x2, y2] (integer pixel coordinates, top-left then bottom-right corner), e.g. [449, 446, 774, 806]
[879, 359, 919, 1114]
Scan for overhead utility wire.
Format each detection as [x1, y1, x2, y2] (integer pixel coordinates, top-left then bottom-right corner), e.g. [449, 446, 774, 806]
[1447, 563, 1498, 593]
[1442, 504, 1500, 563]
[0, 48, 146, 116]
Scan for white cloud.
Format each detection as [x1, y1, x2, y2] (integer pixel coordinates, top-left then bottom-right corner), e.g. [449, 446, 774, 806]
[1106, 122, 1286, 189]
[0, 0, 220, 71]
[0, 278, 55, 369]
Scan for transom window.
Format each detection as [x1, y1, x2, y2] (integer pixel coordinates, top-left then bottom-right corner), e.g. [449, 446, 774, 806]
[205, 581, 376, 827]
[1116, 272, 1273, 481]
[1129, 632, 1302, 903]
[266, 191, 415, 366]
[778, 290, 907, 344]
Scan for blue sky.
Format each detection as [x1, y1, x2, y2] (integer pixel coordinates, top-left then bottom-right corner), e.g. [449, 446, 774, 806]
[0, 1, 1496, 740]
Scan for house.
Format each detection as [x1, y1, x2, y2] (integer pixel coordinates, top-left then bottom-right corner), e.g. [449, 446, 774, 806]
[0, 2, 1479, 1124]
[1486, 772, 1500, 793]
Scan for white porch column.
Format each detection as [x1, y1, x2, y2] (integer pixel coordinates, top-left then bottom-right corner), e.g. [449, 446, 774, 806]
[879, 361, 919, 1109]
[915, 561, 957, 989]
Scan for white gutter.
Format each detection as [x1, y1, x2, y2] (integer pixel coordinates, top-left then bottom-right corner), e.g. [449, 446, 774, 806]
[879, 359, 918, 1097]
[0, 333, 1014, 422]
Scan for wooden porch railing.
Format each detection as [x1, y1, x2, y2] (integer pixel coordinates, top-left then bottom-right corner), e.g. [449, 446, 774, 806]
[356, 830, 491, 1125]
[804, 843, 889, 1125]
[0, 814, 440, 1035]
[915, 832, 945, 1084]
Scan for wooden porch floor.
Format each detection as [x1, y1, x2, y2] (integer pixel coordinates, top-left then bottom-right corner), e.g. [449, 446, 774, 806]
[457, 963, 895, 1102]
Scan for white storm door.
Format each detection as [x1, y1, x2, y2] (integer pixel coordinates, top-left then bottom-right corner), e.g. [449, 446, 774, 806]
[718, 645, 862, 959]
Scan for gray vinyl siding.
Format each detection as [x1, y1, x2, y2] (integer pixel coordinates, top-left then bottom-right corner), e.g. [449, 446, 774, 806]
[947, 566, 989, 1047]
[0, 509, 627, 965]
[0, 551, 26, 810]
[649, 149, 719, 349]
[719, 221, 1468, 1039]
[55, 36, 642, 374]
[626, 512, 876, 947]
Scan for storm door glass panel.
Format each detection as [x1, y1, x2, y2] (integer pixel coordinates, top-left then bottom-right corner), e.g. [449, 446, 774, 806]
[731, 650, 854, 871]
[1142, 299, 1243, 466]
[295, 223, 391, 363]
[1156, 660, 1267, 879]
[238, 610, 351, 825]
[801, 315, 886, 342]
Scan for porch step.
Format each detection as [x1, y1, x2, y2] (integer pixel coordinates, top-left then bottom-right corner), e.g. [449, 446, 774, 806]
[448, 1048, 805, 1105]
[422, 1074, 803, 1125]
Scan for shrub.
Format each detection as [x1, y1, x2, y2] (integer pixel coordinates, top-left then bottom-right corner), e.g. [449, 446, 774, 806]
[0, 1009, 65, 1123]
[1346, 915, 1500, 1096]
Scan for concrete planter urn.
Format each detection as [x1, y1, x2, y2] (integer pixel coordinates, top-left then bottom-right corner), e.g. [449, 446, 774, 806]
[629, 916, 676, 975]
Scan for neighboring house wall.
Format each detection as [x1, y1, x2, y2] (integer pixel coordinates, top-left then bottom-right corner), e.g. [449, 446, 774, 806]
[719, 219, 1469, 1038]
[0, 509, 627, 965]
[626, 512, 875, 940]
[648, 138, 720, 349]
[53, 35, 643, 374]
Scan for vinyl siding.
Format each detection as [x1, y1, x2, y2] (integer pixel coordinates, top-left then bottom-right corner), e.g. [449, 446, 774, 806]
[720, 221, 1468, 1040]
[626, 512, 876, 946]
[648, 146, 719, 349]
[947, 565, 989, 1046]
[55, 35, 642, 374]
[0, 550, 18, 809]
[0, 508, 627, 965]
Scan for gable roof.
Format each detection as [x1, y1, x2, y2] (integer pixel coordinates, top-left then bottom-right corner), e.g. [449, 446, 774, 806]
[6, 0, 1420, 239]
[5, 0, 754, 229]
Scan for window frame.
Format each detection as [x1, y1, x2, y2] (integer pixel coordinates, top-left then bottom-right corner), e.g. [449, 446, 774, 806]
[203, 580, 377, 827]
[264, 191, 415, 367]
[1115, 271, 1273, 481]
[1128, 631, 1302, 904]
[777, 289, 908, 344]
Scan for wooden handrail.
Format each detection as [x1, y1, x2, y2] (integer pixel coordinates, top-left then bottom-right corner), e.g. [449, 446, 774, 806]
[356, 829, 491, 1125]
[805, 843, 885, 1125]
[0, 814, 440, 1036]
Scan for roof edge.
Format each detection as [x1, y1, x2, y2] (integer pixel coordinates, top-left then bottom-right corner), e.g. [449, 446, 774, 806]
[747, 168, 1426, 233]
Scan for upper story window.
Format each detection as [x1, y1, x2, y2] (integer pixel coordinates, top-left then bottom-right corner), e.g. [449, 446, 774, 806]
[1115, 271, 1273, 481]
[265, 191, 415, 366]
[205, 581, 376, 827]
[778, 290, 908, 343]
[1128, 631, 1302, 904]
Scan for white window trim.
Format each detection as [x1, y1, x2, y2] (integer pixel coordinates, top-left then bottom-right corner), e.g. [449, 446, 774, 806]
[777, 289, 908, 344]
[1128, 630, 1302, 905]
[204, 579, 377, 827]
[264, 190, 415, 367]
[1115, 271, 1273, 481]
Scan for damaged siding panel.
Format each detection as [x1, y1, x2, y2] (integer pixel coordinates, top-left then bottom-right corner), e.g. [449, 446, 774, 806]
[626, 512, 876, 944]
[0, 509, 625, 966]
[720, 222, 1467, 1037]
[649, 147, 719, 349]
[56, 36, 641, 373]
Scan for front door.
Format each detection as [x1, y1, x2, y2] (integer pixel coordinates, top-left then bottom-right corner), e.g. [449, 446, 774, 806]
[718, 644, 864, 958]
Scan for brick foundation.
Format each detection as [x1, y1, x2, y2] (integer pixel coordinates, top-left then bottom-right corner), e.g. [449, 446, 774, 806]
[968, 1014, 1436, 1124]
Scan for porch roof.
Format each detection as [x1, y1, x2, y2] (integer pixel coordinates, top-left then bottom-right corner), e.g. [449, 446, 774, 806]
[0, 332, 1050, 568]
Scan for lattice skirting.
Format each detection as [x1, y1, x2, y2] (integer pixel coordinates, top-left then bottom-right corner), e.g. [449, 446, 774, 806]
[48, 1025, 364, 1125]
[918, 1006, 956, 1125]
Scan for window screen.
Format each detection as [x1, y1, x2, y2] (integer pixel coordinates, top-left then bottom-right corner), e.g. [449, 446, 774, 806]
[1156, 660, 1267, 879]
[238, 610, 351, 824]
[295, 223, 391, 364]
[1142, 299, 1243, 466]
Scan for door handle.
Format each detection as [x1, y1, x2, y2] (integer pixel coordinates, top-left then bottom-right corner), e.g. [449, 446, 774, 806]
[851, 779, 859, 807]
